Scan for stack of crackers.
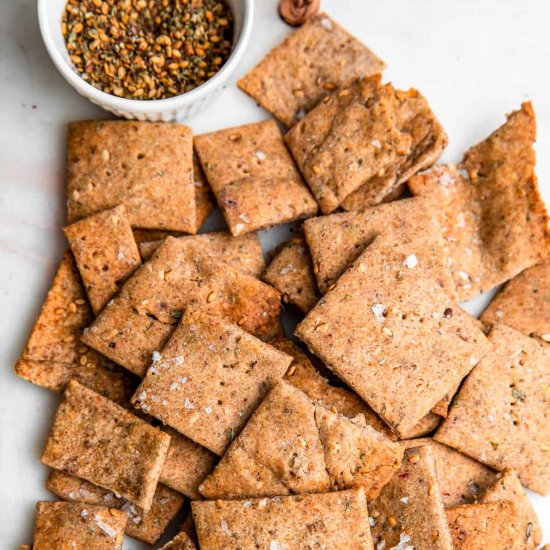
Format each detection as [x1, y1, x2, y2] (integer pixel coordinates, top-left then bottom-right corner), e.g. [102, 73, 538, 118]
[17, 13, 550, 550]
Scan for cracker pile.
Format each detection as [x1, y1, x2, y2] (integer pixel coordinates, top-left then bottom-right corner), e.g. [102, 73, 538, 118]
[16, 12, 549, 550]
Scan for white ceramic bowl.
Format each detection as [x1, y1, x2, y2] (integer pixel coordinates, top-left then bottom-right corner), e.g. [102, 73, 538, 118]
[38, 0, 253, 121]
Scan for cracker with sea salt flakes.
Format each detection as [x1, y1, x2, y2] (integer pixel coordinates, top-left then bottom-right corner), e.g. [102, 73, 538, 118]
[481, 261, 550, 343]
[446, 502, 523, 550]
[33, 501, 126, 550]
[131, 307, 292, 455]
[296, 232, 489, 437]
[82, 236, 281, 377]
[435, 323, 550, 495]
[370, 446, 453, 550]
[192, 488, 373, 550]
[479, 469, 542, 549]
[159, 531, 197, 550]
[199, 381, 403, 500]
[138, 232, 265, 278]
[46, 471, 184, 545]
[41, 380, 170, 510]
[237, 13, 385, 128]
[262, 235, 320, 313]
[64, 205, 141, 314]
[400, 438, 496, 507]
[195, 120, 317, 236]
[159, 427, 217, 500]
[285, 79, 447, 213]
[409, 103, 550, 301]
[67, 121, 203, 232]
[15, 252, 135, 403]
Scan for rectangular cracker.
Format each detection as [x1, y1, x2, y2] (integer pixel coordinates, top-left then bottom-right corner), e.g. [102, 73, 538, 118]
[33, 501, 126, 550]
[262, 235, 320, 313]
[446, 502, 523, 549]
[159, 532, 197, 550]
[137, 232, 265, 278]
[481, 261, 550, 343]
[435, 323, 550, 495]
[67, 121, 199, 232]
[296, 232, 489, 437]
[237, 13, 385, 127]
[370, 446, 453, 550]
[192, 488, 373, 550]
[41, 380, 170, 510]
[195, 120, 317, 236]
[199, 381, 403, 500]
[409, 103, 550, 300]
[46, 471, 184, 545]
[131, 307, 292, 455]
[160, 427, 217, 500]
[479, 469, 542, 548]
[400, 438, 496, 507]
[15, 252, 135, 403]
[285, 79, 447, 213]
[63, 205, 141, 314]
[82, 236, 281, 377]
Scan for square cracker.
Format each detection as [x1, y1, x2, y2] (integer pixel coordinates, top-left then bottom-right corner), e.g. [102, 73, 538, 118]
[199, 381, 403, 500]
[296, 232, 488, 437]
[400, 438, 496, 507]
[82, 236, 281, 377]
[262, 235, 320, 313]
[194, 120, 317, 236]
[237, 13, 384, 127]
[131, 307, 292, 455]
[41, 380, 170, 510]
[285, 79, 447, 213]
[66, 121, 199, 232]
[369, 446, 453, 550]
[409, 103, 550, 301]
[192, 488, 373, 550]
[64, 205, 141, 314]
[159, 532, 197, 550]
[446, 502, 523, 550]
[159, 427, 217, 500]
[479, 469, 542, 548]
[434, 323, 550, 495]
[138, 232, 265, 278]
[15, 252, 134, 403]
[481, 261, 550, 343]
[33, 501, 126, 550]
[46, 471, 184, 545]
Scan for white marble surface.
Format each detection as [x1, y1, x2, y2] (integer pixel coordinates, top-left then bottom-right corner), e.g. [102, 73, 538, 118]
[1, 0, 549, 547]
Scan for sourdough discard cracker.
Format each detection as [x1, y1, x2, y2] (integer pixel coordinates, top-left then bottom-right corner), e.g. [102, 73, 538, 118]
[67, 121, 200, 232]
[237, 13, 385, 127]
[137, 232, 265, 277]
[199, 381, 403, 500]
[446, 502, 523, 550]
[262, 235, 320, 313]
[192, 488, 373, 550]
[41, 381, 170, 510]
[159, 532, 197, 550]
[409, 103, 550, 300]
[479, 469, 542, 548]
[369, 446, 453, 550]
[15, 252, 134, 403]
[481, 261, 550, 343]
[64, 205, 141, 313]
[435, 324, 550, 495]
[285, 79, 447, 213]
[33, 501, 126, 550]
[160, 427, 217, 500]
[400, 438, 496, 507]
[131, 308, 292, 455]
[195, 120, 317, 236]
[82, 236, 281, 376]
[296, 233, 488, 437]
[46, 471, 184, 545]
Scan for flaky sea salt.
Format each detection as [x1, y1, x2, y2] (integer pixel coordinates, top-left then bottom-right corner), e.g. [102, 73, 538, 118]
[403, 254, 418, 269]
[95, 515, 116, 537]
[184, 397, 194, 409]
[220, 519, 232, 536]
[372, 304, 386, 323]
